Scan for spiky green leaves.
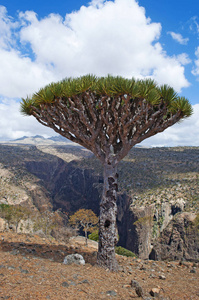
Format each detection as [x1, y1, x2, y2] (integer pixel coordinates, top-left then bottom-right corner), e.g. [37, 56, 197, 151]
[171, 96, 193, 117]
[21, 74, 192, 119]
[21, 97, 37, 116]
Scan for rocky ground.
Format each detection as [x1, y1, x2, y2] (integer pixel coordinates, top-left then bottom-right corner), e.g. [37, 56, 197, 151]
[0, 232, 199, 300]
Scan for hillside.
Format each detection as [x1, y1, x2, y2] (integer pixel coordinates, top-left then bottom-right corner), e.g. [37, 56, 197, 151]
[77, 146, 199, 212]
[0, 231, 198, 300]
[0, 142, 198, 260]
[1, 143, 198, 211]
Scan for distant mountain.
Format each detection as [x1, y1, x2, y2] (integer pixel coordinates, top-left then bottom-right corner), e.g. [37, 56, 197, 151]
[14, 136, 29, 141]
[0, 135, 72, 146]
[48, 136, 68, 142]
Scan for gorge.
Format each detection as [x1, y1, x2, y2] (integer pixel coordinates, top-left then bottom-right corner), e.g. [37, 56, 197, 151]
[0, 141, 199, 261]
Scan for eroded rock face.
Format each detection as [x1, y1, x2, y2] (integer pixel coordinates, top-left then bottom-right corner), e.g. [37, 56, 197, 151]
[124, 205, 154, 259]
[150, 212, 199, 261]
[26, 159, 102, 214]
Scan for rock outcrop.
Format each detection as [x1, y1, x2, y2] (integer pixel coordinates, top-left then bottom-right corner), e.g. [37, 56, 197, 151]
[150, 212, 199, 261]
[124, 205, 154, 259]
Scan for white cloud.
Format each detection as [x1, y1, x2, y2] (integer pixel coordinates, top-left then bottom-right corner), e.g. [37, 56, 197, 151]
[141, 104, 199, 147]
[192, 46, 199, 78]
[168, 31, 189, 45]
[176, 53, 191, 65]
[0, 6, 18, 49]
[0, 48, 56, 98]
[0, 0, 190, 100]
[189, 16, 199, 34]
[0, 98, 55, 140]
[0, 0, 196, 144]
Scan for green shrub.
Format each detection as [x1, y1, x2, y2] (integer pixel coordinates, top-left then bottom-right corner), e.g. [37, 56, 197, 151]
[89, 230, 120, 242]
[88, 229, 99, 241]
[115, 246, 137, 258]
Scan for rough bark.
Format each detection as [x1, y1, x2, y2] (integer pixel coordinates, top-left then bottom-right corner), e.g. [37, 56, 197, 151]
[97, 156, 119, 271]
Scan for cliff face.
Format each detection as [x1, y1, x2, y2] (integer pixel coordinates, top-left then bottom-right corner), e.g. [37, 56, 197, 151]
[25, 159, 102, 215]
[150, 212, 199, 261]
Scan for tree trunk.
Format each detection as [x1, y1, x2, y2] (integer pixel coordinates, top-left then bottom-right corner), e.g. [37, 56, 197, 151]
[85, 229, 88, 246]
[97, 158, 118, 271]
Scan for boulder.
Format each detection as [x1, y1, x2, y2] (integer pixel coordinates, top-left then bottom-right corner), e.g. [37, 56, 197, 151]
[63, 254, 85, 265]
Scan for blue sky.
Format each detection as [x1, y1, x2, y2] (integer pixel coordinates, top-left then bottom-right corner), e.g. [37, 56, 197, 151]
[0, 0, 198, 146]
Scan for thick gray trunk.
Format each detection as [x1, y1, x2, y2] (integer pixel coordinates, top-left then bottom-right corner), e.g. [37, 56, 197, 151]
[97, 158, 118, 271]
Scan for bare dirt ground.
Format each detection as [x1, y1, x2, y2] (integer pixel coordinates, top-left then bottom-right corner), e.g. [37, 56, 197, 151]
[0, 232, 198, 300]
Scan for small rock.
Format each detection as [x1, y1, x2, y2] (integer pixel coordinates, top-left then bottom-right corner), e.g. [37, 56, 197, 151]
[10, 249, 19, 255]
[135, 286, 144, 297]
[190, 269, 196, 273]
[130, 280, 139, 288]
[20, 269, 29, 274]
[106, 290, 117, 296]
[130, 280, 144, 297]
[159, 274, 166, 280]
[140, 265, 147, 270]
[61, 281, 69, 287]
[150, 287, 161, 297]
[79, 279, 89, 284]
[63, 254, 85, 265]
[69, 280, 76, 286]
[7, 266, 15, 270]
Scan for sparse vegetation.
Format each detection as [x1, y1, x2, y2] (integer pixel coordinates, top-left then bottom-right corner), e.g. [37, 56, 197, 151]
[0, 204, 31, 232]
[88, 229, 99, 242]
[115, 246, 137, 258]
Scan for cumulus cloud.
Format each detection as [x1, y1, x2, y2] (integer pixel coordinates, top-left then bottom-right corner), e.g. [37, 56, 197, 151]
[0, 0, 190, 99]
[176, 53, 191, 65]
[0, 48, 57, 98]
[0, 6, 18, 49]
[0, 98, 55, 140]
[168, 31, 189, 45]
[0, 0, 197, 145]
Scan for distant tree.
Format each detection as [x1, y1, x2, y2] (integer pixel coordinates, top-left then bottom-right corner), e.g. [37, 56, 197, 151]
[69, 209, 98, 246]
[12, 205, 28, 233]
[0, 204, 13, 230]
[0, 204, 31, 232]
[21, 75, 192, 270]
[33, 210, 56, 236]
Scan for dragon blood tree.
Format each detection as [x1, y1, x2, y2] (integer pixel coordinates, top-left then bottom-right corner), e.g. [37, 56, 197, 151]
[21, 75, 192, 271]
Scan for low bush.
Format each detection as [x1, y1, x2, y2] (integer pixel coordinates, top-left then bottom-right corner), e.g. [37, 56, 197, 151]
[88, 229, 99, 241]
[115, 246, 137, 258]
